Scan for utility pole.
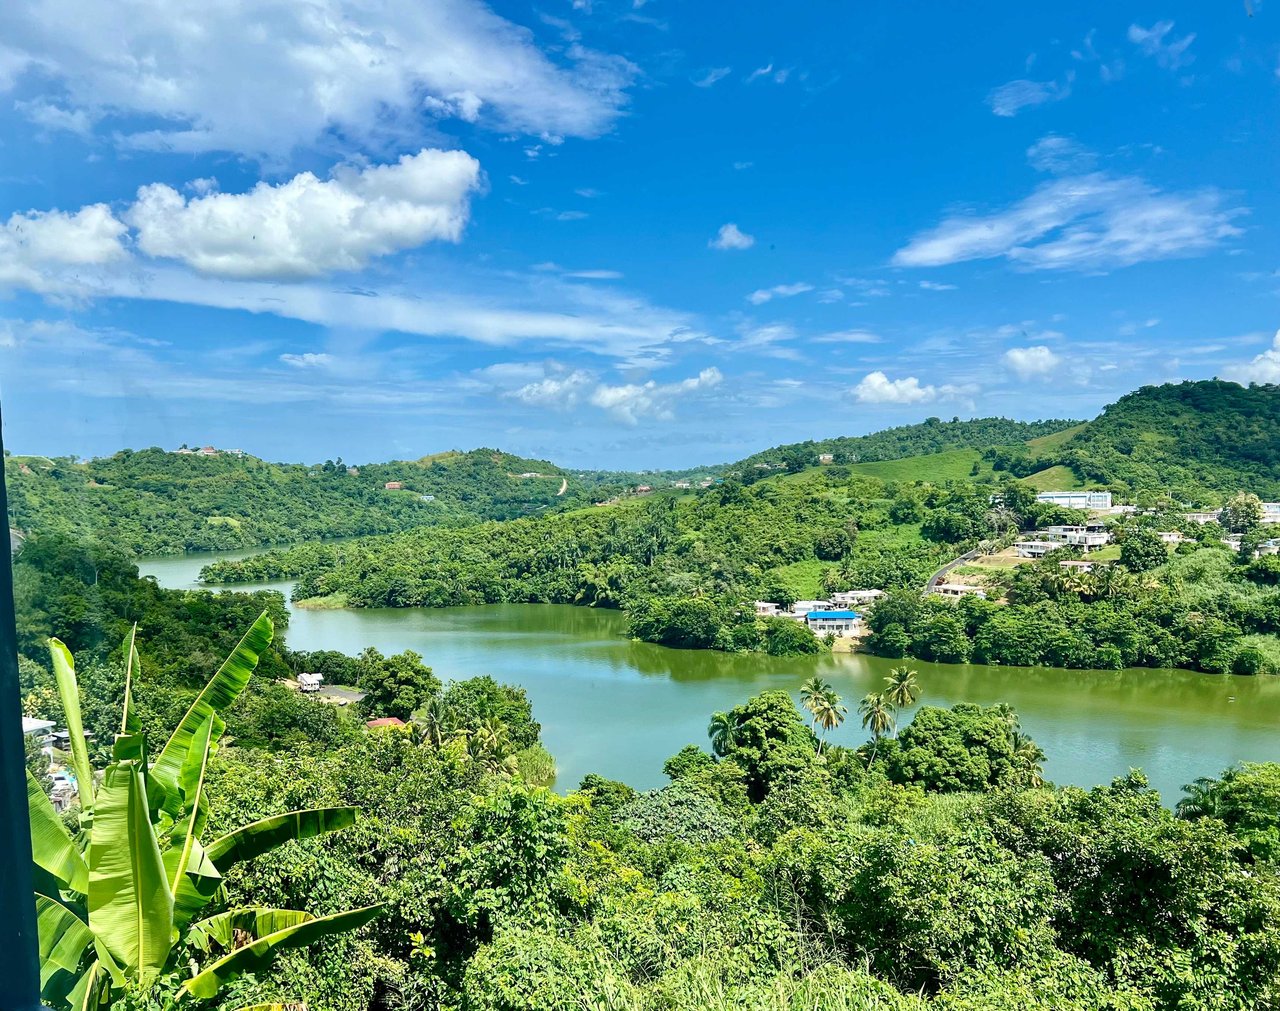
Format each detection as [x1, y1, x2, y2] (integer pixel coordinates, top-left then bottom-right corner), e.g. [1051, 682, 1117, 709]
[0, 399, 43, 1011]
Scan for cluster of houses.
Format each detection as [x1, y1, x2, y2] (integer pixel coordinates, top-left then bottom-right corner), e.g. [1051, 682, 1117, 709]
[752, 589, 886, 638]
[22, 717, 85, 812]
[1186, 503, 1280, 525]
[173, 445, 245, 457]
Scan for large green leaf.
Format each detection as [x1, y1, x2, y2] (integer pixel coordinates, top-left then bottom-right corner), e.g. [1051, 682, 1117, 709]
[88, 761, 175, 980]
[151, 612, 273, 806]
[169, 713, 217, 897]
[65, 961, 107, 1011]
[36, 893, 94, 990]
[50, 637, 95, 813]
[28, 768, 89, 893]
[206, 806, 359, 873]
[164, 838, 223, 928]
[187, 908, 315, 953]
[120, 624, 141, 737]
[182, 904, 383, 999]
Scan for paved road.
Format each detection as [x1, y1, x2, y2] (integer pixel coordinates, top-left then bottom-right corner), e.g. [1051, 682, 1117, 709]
[925, 548, 981, 592]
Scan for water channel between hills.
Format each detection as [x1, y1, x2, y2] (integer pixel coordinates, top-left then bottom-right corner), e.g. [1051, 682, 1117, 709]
[140, 548, 1280, 798]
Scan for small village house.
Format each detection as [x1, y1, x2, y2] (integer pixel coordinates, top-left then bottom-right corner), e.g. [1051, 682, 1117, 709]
[384, 481, 403, 490]
[804, 609, 861, 637]
[831, 589, 885, 607]
[298, 672, 324, 693]
[817, 453, 834, 465]
[931, 583, 987, 600]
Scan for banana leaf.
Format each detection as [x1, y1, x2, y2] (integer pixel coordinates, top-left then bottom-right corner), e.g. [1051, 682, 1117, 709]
[65, 961, 106, 1011]
[28, 768, 89, 893]
[169, 713, 217, 896]
[50, 637, 95, 814]
[164, 837, 223, 927]
[206, 806, 358, 873]
[182, 904, 383, 999]
[120, 624, 141, 736]
[36, 893, 94, 989]
[88, 761, 175, 979]
[151, 612, 273, 810]
[187, 908, 315, 953]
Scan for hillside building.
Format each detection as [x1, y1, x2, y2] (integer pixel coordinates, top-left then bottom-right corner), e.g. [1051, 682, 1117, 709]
[931, 583, 987, 600]
[803, 609, 861, 636]
[1035, 490, 1112, 510]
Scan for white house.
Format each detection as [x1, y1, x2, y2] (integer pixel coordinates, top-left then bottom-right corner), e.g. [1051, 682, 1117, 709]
[831, 589, 885, 607]
[931, 583, 987, 599]
[817, 453, 834, 465]
[1036, 490, 1113, 510]
[754, 601, 782, 617]
[298, 672, 324, 692]
[1040, 525, 1110, 552]
[1186, 510, 1222, 524]
[1264, 503, 1280, 524]
[1014, 541, 1056, 558]
[1157, 531, 1190, 544]
[1058, 559, 1095, 573]
[804, 609, 861, 637]
[22, 717, 55, 738]
[790, 599, 832, 615]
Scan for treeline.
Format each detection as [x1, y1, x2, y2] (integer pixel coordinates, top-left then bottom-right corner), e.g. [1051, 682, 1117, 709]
[984, 380, 1280, 500]
[867, 545, 1280, 674]
[730, 415, 1079, 477]
[4, 446, 599, 555]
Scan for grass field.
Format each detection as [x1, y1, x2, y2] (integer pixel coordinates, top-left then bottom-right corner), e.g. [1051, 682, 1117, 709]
[1025, 423, 1087, 452]
[848, 449, 996, 483]
[1021, 465, 1086, 491]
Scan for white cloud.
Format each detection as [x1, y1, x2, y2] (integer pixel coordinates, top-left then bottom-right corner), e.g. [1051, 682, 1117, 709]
[1026, 135, 1096, 174]
[126, 149, 483, 280]
[853, 372, 945, 404]
[0, 204, 129, 294]
[892, 173, 1243, 272]
[746, 63, 774, 83]
[279, 352, 334, 368]
[1223, 331, 1280, 385]
[733, 161, 753, 171]
[709, 223, 755, 250]
[555, 210, 589, 221]
[694, 67, 731, 87]
[918, 280, 957, 291]
[589, 367, 723, 424]
[746, 281, 813, 305]
[986, 76, 1071, 116]
[1128, 21, 1195, 70]
[0, 0, 636, 157]
[512, 369, 596, 408]
[14, 98, 94, 137]
[1003, 345, 1061, 379]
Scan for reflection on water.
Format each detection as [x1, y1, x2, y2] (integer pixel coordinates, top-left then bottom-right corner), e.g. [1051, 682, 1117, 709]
[140, 550, 1280, 797]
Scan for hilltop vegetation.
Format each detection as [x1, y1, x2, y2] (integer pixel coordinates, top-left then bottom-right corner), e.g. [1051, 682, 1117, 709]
[986, 381, 1280, 500]
[4, 446, 596, 555]
[730, 415, 1079, 476]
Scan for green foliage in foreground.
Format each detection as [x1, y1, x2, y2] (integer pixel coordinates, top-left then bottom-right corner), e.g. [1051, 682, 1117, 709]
[189, 685, 1280, 1011]
[29, 618, 377, 1010]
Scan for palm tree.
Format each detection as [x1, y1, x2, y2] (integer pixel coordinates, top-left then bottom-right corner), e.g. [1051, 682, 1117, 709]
[1176, 776, 1223, 820]
[800, 676, 835, 730]
[1010, 730, 1047, 788]
[882, 667, 921, 710]
[707, 710, 738, 758]
[812, 693, 848, 755]
[858, 692, 896, 765]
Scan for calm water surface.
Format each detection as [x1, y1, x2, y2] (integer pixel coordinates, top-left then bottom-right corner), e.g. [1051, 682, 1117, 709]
[141, 550, 1280, 798]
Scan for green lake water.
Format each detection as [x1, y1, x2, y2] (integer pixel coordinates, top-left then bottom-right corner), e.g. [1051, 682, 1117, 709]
[140, 550, 1280, 798]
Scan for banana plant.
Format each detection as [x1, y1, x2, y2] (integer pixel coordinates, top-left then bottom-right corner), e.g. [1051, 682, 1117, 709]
[28, 612, 382, 1009]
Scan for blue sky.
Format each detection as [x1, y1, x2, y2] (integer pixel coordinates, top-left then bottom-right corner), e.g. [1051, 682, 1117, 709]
[0, 1, 1277, 468]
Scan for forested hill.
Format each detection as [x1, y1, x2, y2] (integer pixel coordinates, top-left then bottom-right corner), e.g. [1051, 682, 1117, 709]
[730, 416, 1081, 476]
[4, 447, 590, 555]
[986, 381, 1280, 500]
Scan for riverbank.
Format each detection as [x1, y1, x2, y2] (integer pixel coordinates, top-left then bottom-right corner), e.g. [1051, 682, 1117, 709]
[136, 546, 1280, 799]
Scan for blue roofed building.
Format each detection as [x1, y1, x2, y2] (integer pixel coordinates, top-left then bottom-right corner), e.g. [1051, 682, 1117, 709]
[803, 609, 861, 637]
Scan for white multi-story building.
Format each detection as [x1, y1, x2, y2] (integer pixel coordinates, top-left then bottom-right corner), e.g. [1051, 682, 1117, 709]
[803, 610, 861, 636]
[1014, 541, 1056, 558]
[1040, 525, 1111, 551]
[831, 589, 886, 607]
[1035, 490, 1113, 510]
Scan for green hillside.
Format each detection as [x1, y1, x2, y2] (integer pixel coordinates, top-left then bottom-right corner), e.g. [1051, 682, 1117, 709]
[986, 381, 1280, 500]
[847, 448, 994, 483]
[4, 446, 592, 555]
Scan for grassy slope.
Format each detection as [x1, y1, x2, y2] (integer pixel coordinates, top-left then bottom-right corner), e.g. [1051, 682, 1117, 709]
[846, 449, 994, 484]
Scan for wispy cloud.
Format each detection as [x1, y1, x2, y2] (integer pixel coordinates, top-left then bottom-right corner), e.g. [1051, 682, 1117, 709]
[589, 367, 723, 424]
[893, 173, 1244, 271]
[747, 281, 813, 305]
[986, 74, 1072, 116]
[1128, 21, 1195, 70]
[279, 352, 334, 368]
[693, 66, 731, 87]
[1026, 134, 1096, 174]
